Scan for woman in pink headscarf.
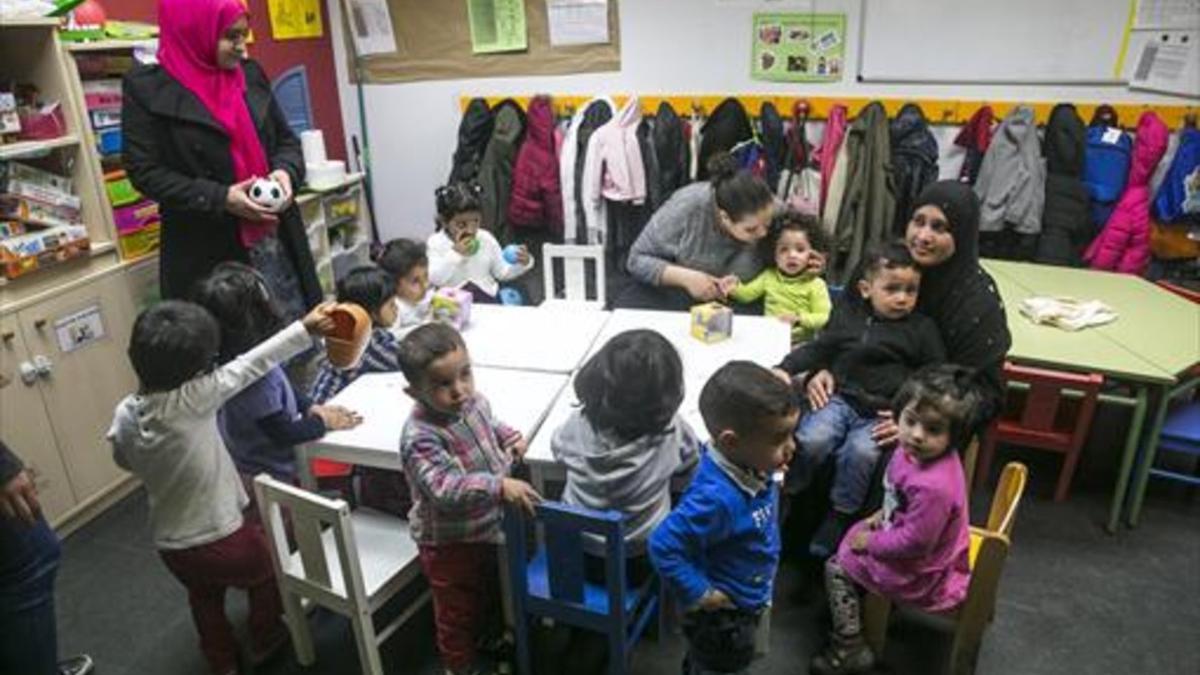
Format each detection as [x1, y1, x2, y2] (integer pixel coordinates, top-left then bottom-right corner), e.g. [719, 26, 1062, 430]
[124, 0, 320, 319]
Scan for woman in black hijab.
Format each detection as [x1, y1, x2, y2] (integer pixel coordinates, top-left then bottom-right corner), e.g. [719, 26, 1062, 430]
[876, 181, 1012, 443]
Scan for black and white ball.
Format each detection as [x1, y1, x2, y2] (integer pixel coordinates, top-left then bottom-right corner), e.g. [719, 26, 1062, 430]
[248, 178, 286, 211]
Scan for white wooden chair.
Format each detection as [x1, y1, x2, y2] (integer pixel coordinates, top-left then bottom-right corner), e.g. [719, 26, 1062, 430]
[541, 243, 606, 309]
[253, 475, 429, 675]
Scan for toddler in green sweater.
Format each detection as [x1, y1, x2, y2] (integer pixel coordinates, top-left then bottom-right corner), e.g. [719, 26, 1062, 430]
[729, 210, 832, 344]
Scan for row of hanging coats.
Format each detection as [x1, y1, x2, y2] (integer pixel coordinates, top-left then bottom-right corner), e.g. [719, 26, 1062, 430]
[447, 96, 1199, 282]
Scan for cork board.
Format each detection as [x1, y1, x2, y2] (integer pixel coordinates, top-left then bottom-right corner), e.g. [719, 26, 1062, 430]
[344, 0, 621, 83]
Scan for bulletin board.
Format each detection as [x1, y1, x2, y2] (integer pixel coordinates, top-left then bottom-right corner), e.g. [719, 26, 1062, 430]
[345, 0, 621, 83]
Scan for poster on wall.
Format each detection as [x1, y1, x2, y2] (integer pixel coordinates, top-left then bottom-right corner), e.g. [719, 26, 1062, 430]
[345, 0, 399, 55]
[547, 0, 609, 46]
[751, 12, 845, 82]
[268, 0, 325, 40]
[467, 0, 529, 54]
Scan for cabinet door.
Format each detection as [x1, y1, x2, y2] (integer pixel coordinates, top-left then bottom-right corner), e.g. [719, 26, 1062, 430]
[17, 272, 138, 503]
[0, 313, 77, 522]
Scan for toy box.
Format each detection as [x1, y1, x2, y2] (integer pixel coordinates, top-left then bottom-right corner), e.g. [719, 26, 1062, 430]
[117, 219, 160, 260]
[690, 302, 733, 343]
[0, 195, 82, 229]
[104, 170, 141, 206]
[0, 92, 20, 136]
[431, 287, 473, 331]
[113, 200, 159, 234]
[81, 79, 122, 109]
[96, 126, 122, 155]
[0, 225, 90, 280]
[1, 162, 75, 198]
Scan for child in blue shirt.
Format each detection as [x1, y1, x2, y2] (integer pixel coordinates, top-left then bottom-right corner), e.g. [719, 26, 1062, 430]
[650, 361, 799, 675]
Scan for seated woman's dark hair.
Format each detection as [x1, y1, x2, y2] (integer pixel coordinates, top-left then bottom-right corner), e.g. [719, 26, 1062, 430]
[763, 209, 829, 259]
[190, 262, 283, 363]
[434, 181, 483, 224]
[337, 265, 396, 320]
[892, 364, 984, 451]
[397, 322, 466, 385]
[574, 329, 685, 443]
[707, 151, 774, 222]
[375, 238, 428, 279]
[128, 300, 220, 392]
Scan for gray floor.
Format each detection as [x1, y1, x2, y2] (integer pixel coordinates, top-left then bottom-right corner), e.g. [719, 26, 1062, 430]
[54, 452, 1199, 675]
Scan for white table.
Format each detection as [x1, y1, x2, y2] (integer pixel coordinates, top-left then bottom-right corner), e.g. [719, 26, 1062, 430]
[460, 304, 612, 373]
[524, 309, 792, 489]
[296, 368, 570, 489]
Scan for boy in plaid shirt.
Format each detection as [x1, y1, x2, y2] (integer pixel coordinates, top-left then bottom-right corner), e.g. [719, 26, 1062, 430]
[398, 323, 540, 675]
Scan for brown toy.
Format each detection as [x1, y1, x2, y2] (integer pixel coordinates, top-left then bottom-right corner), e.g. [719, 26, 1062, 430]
[324, 303, 372, 369]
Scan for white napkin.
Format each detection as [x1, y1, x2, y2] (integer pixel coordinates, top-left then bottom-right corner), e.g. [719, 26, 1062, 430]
[1018, 296, 1118, 331]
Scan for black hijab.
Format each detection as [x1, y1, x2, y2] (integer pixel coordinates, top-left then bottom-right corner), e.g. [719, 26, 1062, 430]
[912, 181, 1011, 426]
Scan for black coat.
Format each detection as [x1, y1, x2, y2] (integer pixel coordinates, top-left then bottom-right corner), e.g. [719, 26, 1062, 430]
[778, 298, 946, 413]
[697, 98, 753, 180]
[122, 60, 320, 305]
[1036, 104, 1092, 266]
[448, 98, 493, 184]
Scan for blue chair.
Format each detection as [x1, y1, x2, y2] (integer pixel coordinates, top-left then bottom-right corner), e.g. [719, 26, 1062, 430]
[271, 65, 314, 136]
[503, 502, 661, 675]
[1153, 401, 1200, 487]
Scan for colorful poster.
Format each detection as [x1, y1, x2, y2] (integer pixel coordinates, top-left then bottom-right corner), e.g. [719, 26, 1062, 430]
[751, 13, 845, 82]
[467, 0, 528, 54]
[268, 0, 324, 40]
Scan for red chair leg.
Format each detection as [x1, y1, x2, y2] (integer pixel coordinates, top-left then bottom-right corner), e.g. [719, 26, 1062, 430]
[1055, 444, 1084, 502]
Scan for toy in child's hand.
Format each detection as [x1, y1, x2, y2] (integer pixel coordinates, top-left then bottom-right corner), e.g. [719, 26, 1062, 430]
[502, 244, 524, 265]
[248, 177, 287, 212]
[690, 302, 733, 343]
[497, 287, 524, 306]
[324, 303, 372, 369]
[431, 287, 473, 330]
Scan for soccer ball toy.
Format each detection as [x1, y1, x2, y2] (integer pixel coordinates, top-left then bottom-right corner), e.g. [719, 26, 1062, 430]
[248, 178, 287, 212]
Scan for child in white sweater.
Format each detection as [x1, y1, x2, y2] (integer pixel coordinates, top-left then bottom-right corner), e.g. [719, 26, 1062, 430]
[427, 182, 533, 301]
[108, 300, 334, 675]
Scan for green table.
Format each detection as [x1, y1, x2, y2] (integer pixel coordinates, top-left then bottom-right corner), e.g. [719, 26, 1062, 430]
[981, 260, 1200, 532]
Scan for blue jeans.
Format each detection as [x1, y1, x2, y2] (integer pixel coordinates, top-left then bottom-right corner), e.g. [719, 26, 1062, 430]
[792, 395, 881, 513]
[0, 515, 61, 675]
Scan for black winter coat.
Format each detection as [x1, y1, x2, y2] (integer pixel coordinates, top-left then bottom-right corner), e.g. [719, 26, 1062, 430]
[448, 98, 494, 184]
[650, 102, 688, 209]
[1035, 104, 1092, 266]
[778, 298, 946, 413]
[122, 60, 320, 305]
[889, 103, 939, 236]
[697, 98, 753, 180]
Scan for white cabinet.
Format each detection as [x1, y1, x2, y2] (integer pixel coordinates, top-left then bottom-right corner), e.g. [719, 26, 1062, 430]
[297, 173, 374, 297]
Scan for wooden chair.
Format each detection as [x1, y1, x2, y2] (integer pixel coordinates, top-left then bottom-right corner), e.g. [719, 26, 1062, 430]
[864, 462, 1029, 675]
[253, 475, 429, 675]
[541, 243, 606, 310]
[976, 362, 1102, 502]
[1156, 280, 1200, 304]
[503, 502, 660, 675]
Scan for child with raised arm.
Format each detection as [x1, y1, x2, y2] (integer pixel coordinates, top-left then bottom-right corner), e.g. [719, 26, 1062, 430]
[108, 299, 335, 675]
[397, 323, 540, 675]
[650, 362, 799, 675]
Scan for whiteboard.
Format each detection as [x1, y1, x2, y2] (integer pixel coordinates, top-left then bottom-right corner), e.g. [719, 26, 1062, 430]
[859, 0, 1133, 84]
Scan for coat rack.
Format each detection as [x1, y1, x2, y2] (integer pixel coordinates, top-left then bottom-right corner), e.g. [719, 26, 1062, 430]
[458, 95, 1200, 129]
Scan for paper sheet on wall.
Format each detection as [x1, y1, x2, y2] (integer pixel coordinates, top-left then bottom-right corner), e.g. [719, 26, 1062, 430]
[345, 0, 399, 56]
[467, 0, 529, 53]
[547, 0, 608, 46]
[1134, 0, 1200, 29]
[268, 0, 324, 40]
[1128, 29, 1200, 96]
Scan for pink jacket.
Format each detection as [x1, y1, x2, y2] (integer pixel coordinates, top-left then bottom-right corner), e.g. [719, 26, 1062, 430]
[836, 447, 971, 613]
[581, 96, 646, 237]
[508, 96, 564, 233]
[815, 104, 848, 217]
[1084, 111, 1169, 275]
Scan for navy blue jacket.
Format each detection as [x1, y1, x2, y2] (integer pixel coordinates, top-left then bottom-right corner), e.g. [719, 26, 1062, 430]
[649, 451, 780, 611]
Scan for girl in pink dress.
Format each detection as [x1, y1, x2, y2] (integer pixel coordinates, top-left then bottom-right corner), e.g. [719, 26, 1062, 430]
[812, 364, 982, 675]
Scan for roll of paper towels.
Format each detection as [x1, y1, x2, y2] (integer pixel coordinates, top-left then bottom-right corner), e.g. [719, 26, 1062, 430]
[300, 130, 327, 166]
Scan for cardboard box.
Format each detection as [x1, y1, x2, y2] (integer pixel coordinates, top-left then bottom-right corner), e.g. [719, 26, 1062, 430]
[690, 302, 733, 343]
[113, 200, 159, 234]
[0, 195, 82, 229]
[1, 162, 74, 198]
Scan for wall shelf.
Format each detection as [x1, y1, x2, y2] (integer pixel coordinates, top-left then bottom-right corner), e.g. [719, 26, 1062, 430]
[0, 134, 81, 161]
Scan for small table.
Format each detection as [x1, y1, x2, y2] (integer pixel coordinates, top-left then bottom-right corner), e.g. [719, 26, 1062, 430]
[525, 309, 792, 490]
[981, 260, 1200, 531]
[296, 368, 570, 489]
[461, 304, 612, 373]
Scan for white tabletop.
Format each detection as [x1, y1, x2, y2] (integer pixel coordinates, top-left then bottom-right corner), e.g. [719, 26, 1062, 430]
[460, 304, 612, 373]
[299, 368, 569, 474]
[525, 309, 792, 467]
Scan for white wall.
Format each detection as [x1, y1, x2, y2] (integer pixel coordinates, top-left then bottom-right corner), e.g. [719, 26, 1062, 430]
[327, 0, 1191, 242]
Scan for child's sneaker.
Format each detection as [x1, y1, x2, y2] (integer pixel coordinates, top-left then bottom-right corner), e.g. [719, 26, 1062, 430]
[57, 655, 94, 675]
[808, 510, 854, 559]
[810, 636, 875, 675]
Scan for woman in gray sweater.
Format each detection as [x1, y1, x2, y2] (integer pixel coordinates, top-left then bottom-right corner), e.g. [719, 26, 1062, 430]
[621, 153, 776, 310]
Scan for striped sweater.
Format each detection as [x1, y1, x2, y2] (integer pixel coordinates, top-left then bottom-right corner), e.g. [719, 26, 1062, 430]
[400, 394, 519, 545]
